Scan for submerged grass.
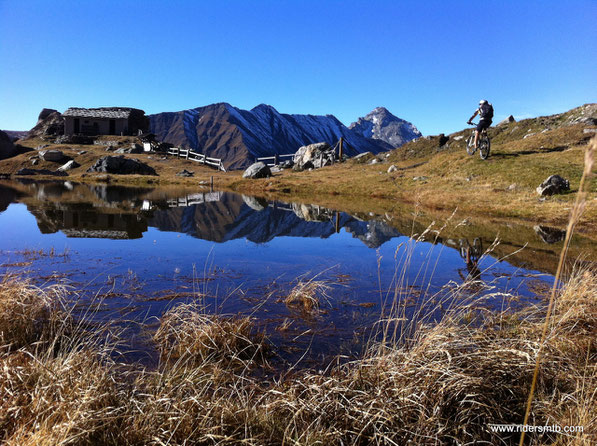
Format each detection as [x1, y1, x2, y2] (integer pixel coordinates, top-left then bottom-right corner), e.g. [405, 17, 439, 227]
[0, 264, 595, 445]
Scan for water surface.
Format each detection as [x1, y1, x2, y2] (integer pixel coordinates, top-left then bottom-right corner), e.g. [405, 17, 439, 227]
[0, 180, 561, 365]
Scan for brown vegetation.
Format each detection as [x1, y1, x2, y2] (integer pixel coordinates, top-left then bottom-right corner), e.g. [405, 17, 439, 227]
[0, 266, 594, 445]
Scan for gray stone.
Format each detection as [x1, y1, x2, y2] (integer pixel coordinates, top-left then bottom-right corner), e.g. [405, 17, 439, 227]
[387, 165, 397, 173]
[58, 160, 80, 172]
[31, 158, 39, 165]
[35, 144, 49, 151]
[353, 151, 372, 160]
[176, 169, 194, 177]
[242, 162, 271, 179]
[452, 135, 464, 141]
[508, 183, 517, 191]
[87, 156, 158, 176]
[497, 115, 516, 126]
[293, 142, 334, 171]
[523, 133, 536, 139]
[583, 128, 597, 134]
[534, 225, 566, 244]
[369, 158, 379, 165]
[536, 175, 570, 196]
[39, 150, 64, 162]
[413, 176, 428, 181]
[242, 195, 268, 211]
[16, 168, 67, 176]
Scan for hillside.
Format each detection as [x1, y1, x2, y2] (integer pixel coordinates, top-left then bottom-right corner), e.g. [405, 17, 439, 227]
[229, 104, 597, 234]
[149, 103, 393, 169]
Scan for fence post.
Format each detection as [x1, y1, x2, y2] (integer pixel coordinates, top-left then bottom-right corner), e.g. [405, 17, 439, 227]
[274, 154, 279, 166]
[339, 137, 344, 160]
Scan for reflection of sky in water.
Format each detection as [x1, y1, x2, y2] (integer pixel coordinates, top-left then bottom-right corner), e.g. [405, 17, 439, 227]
[0, 189, 551, 364]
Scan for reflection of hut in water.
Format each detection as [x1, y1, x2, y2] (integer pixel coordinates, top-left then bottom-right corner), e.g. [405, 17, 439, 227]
[33, 207, 147, 239]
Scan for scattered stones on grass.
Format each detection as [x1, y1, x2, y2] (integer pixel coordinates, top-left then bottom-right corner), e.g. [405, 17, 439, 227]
[176, 169, 194, 177]
[536, 175, 570, 196]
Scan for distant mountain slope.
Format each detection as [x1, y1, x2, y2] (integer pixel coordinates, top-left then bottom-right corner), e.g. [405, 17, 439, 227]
[349, 107, 421, 148]
[149, 103, 393, 170]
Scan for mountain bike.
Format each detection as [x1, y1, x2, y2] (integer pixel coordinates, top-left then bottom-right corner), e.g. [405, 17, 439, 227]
[466, 124, 490, 159]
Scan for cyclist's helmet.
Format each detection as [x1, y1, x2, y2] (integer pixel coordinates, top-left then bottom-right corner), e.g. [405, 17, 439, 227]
[479, 100, 488, 105]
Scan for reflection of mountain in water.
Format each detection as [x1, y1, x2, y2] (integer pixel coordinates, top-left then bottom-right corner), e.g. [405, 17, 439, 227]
[3, 182, 402, 247]
[149, 193, 402, 248]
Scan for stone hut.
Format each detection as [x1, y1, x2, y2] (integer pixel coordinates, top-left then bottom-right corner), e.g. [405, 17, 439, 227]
[63, 107, 149, 136]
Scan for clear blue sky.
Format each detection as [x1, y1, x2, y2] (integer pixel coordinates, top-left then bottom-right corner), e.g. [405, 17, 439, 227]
[1, 0, 595, 135]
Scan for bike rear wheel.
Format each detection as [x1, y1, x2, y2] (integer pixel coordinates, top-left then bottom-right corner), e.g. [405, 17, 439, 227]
[466, 135, 476, 155]
[479, 137, 490, 159]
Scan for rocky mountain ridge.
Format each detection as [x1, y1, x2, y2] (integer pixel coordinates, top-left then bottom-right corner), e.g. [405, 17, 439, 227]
[149, 103, 397, 170]
[349, 107, 421, 147]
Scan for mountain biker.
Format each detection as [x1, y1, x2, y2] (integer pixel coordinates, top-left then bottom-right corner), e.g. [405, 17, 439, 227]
[467, 100, 493, 149]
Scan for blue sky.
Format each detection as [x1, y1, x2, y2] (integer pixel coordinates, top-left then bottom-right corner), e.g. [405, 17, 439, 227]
[1, 0, 595, 135]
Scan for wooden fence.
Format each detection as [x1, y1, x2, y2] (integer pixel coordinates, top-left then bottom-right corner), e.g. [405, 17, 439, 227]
[167, 147, 226, 172]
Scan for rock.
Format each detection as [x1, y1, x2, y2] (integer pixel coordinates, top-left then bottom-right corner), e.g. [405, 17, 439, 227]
[534, 225, 566, 244]
[31, 159, 39, 165]
[28, 110, 64, 138]
[387, 165, 397, 173]
[353, 151, 372, 161]
[115, 143, 144, 154]
[87, 156, 158, 176]
[176, 169, 194, 177]
[280, 160, 294, 169]
[242, 162, 271, 179]
[57, 160, 80, 172]
[508, 183, 517, 191]
[0, 130, 16, 160]
[77, 150, 87, 155]
[413, 176, 428, 181]
[293, 142, 334, 171]
[523, 132, 536, 139]
[497, 115, 516, 126]
[15, 168, 67, 176]
[452, 135, 464, 141]
[37, 108, 58, 123]
[536, 175, 570, 196]
[39, 150, 64, 162]
[35, 144, 49, 151]
[242, 195, 268, 211]
[369, 158, 379, 165]
[583, 128, 597, 134]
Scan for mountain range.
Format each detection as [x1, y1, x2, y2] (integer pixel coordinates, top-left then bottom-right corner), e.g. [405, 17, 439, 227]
[149, 103, 419, 169]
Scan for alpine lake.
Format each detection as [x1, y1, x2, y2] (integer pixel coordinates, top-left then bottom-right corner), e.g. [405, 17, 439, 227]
[1, 179, 592, 368]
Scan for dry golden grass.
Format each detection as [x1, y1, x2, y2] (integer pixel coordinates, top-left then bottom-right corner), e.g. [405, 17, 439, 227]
[0, 266, 594, 445]
[154, 302, 268, 367]
[284, 277, 332, 312]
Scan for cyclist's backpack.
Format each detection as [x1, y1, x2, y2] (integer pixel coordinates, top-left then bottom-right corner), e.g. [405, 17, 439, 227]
[480, 103, 494, 120]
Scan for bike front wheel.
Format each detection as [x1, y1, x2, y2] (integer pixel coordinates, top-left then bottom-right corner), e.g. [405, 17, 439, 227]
[466, 135, 476, 155]
[479, 137, 490, 159]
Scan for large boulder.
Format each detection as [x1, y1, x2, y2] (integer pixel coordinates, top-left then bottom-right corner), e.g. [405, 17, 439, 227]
[293, 142, 334, 171]
[15, 168, 67, 177]
[497, 115, 516, 126]
[57, 160, 80, 172]
[536, 175, 570, 196]
[0, 130, 16, 160]
[87, 156, 157, 175]
[28, 110, 64, 138]
[242, 162, 271, 179]
[39, 149, 64, 162]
